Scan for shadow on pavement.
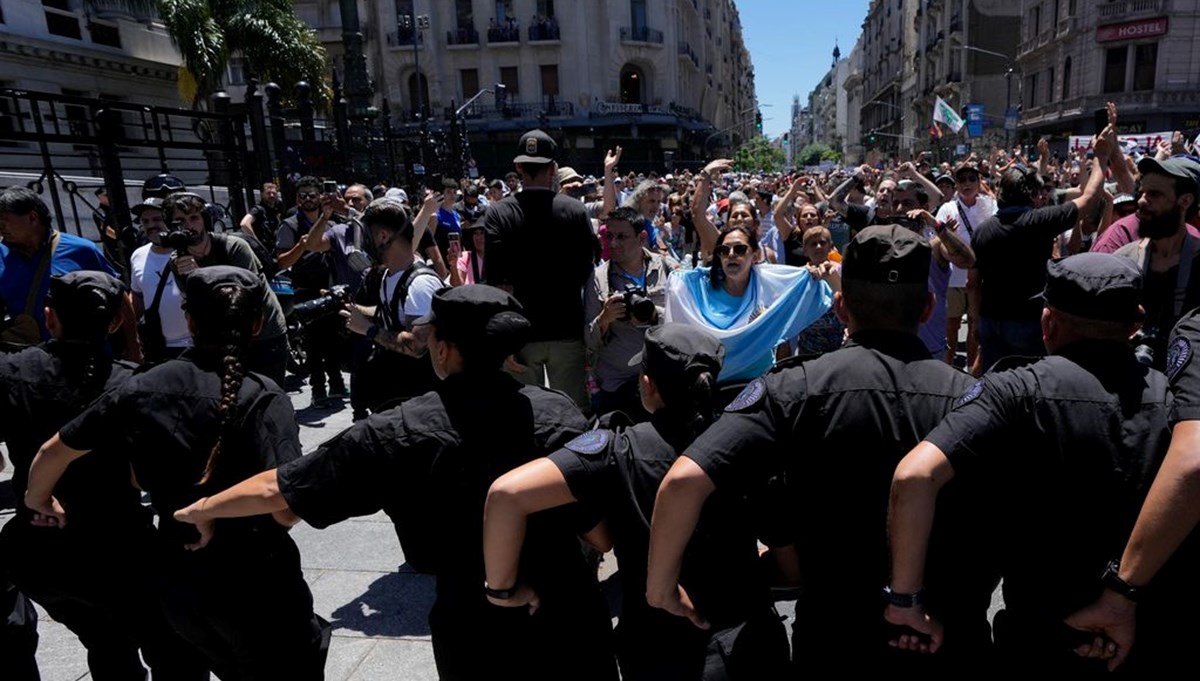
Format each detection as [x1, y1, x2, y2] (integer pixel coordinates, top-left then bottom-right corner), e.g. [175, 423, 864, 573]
[329, 565, 435, 637]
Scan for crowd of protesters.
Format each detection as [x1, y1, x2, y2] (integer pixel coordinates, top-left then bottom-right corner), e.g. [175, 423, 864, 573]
[2, 99, 1200, 678]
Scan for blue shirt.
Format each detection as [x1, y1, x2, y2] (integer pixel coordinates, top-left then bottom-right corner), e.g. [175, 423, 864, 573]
[0, 231, 116, 340]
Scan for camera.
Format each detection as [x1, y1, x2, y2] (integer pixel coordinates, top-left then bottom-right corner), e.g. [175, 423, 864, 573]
[159, 225, 199, 254]
[621, 284, 656, 324]
[1131, 327, 1158, 367]
[291, 285, 352, 323]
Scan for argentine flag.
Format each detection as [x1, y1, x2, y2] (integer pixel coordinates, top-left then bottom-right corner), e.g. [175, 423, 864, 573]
[666, 265, 833, 383]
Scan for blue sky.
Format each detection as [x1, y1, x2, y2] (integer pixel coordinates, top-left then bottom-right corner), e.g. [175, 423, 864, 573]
[738, 0, 872, 139]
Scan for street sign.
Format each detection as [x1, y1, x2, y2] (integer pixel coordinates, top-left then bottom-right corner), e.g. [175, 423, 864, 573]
[965, 104, 985, 138]
[1004, 107, 1019, 133]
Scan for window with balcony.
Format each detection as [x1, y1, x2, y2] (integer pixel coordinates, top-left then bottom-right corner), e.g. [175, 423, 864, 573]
[88, 20, 120, 47]
[1046, 66, 1055, 103]
[407, 72, 429, 118]
[1103, 46, 1127, 93]
[1133, 43, 1157, 90]
[44, 0, 81, 40]
[1030, 4, 1041, 37]
[495, 0, 514, 23]
[631, 0, 647, 31]
[540, 65, 559, 98]
[1024, 73, 1039, 108]
[455, 0, 473, 29]
[500, 66, 519, 97]
[1062, 57, 1072, 99]
[537, 0, 555, 17]
[461, 68, 479, 101]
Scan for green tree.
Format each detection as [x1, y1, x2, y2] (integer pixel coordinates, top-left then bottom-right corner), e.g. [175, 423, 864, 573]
[733, 137, 786, 173]
[796, 142, 839, 167]
[93, 0, 329, 108]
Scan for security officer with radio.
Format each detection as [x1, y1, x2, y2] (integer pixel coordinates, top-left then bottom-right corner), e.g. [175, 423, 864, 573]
[886, 252, 1174, 674]
[647, 225, 994, 673]
[172, 285, 618, 681]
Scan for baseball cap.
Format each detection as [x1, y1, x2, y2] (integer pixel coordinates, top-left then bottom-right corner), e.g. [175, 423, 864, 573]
[513, 129, 557, 164]
[1136, 157, 1200, 197]
[1038, 253, 1142, 323]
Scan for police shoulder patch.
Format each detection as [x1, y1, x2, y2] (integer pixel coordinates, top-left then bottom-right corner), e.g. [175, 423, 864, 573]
[564, 429, 610, 456]
[1167, 336, 1193, 382]
[726, 378, 767, 412]
[956, 380, 984, 408]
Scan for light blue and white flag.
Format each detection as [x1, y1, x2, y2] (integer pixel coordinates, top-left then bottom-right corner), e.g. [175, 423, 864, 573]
[665, 264, 832, 383]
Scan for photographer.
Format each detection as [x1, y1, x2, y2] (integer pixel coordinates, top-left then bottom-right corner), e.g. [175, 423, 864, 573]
[163, 192, 289, 385]
[341, 195, 442, 414]
[585, 206, 672, 420]
[128, 197, 191, 362]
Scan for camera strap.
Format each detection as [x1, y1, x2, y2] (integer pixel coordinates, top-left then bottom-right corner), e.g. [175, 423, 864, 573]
[146, 258, 173, 316]
[23, 231, 59, 315]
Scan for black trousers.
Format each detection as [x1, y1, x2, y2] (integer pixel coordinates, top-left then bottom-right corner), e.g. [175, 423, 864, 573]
[301, 313, 344, 392]
[0, 580, 39, 681]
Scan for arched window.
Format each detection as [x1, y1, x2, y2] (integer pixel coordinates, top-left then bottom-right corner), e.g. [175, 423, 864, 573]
[1062, 56, 1072, 100]
[408, 72, 430, 117]
[620, 64, 644, 104]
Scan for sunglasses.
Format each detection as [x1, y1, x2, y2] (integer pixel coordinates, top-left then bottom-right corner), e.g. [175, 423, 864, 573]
[956, 174, 980, 183]
[298, 191, 320, 199]
[716, 243, 751, 257]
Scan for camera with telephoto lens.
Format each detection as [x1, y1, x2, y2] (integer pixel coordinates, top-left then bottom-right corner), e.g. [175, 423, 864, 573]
[291, 285, 352, 323]
[159, 222, 200, 254]
[1131, 326, 1158, 367]
[621, 284, 656, 324]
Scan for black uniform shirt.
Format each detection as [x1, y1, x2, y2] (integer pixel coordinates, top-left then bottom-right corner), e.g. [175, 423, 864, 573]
[684, 330, 976, 622]
[973, 202, 1079, 321]
[550, 408, 771, 634]
[278, 371, 594, 596]
[482, 189, 597, 342]
[0, 342, 143, 527]
[59, 350, 302, 546]
[925, 339, 1170, 625]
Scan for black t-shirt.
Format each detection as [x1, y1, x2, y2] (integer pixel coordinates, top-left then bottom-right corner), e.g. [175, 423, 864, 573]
[549, 410, 774, 635]
[925, 341, 1169, 632]
[683, 331, 982, 643]
[250, 201, 283, 252]
[0, 343, 144, 528]
[482, 189, 597, 342]
[277, 213, 332, 293]
[59, 350, 302, 547]
[973, 202, 1079, 321]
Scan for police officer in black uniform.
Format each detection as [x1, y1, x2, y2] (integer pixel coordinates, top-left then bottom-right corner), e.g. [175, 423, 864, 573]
[886, 252, 1174, 674]
[646, 225, 994, 673]
[171, 284, 618, 681]
[24, 266, 328, 681]
[482, 323, 790, 680]
[1, 271, 205, 680]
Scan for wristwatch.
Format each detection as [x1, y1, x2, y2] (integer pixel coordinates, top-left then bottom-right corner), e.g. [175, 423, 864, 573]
[1101, 560, 1143, 602]
[882, 585, 925, 608]
[484, 581, 518, 600]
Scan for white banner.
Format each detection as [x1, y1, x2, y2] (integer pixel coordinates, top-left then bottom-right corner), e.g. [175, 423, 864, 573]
[1069, 131, 1172, 156]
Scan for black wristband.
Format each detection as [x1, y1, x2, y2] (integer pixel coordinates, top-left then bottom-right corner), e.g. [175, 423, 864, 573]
[1101, 560, 1143, 602]
[882, 585, 925, 608]
[484, 582, 518, 600]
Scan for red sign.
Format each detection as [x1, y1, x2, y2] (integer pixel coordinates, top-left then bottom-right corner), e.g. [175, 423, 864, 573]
[1096, 17, 1168, 43]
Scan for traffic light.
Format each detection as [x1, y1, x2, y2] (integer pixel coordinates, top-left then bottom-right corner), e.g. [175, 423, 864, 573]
[782, 133, 789, 146]
[868, 130, 877, 144]
[755, 111, 763, 133]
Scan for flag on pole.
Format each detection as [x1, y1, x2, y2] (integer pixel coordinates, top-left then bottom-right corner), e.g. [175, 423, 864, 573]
[933, 96, 965, 134]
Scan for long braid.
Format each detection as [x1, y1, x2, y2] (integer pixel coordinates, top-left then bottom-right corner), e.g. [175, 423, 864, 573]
[657, 370, 719, 444]
[194, 287, 255, 485]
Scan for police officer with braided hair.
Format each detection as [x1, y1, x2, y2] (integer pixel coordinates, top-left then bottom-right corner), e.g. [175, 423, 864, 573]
[483, 323, 791, 680]
[25, 266, 328, 680]
[173, 284, 618, 681]
[1, 271, 205, 680]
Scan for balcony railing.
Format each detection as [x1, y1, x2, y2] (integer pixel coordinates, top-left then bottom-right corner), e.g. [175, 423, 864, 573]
[528, 21, 560, 41]
[387, 28, 423, 47]
[455, 99, 575, 121]
[487, 23, 520, 44]
[446, 26, 479, 46]
[677, 40, 700, 68]
[1099, 0, 1162, 19]
[621, 26, 664, 44]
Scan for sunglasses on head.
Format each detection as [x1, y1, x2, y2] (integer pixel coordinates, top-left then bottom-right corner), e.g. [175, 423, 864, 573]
[716, 243, 751, 257]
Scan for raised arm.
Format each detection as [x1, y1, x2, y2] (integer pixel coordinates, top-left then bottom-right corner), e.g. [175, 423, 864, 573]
[829, 167, 866, 217]
[692, 159, 732, 258]
[1104, 102, 1136, 196]
[1072, 125, 1115, 233]
[774, 177, 801, 242]
[600, 146, 622, 220]
[411, 190, 438, 257]
[898, 162, 947, 212]
[483, 458, 579, 611]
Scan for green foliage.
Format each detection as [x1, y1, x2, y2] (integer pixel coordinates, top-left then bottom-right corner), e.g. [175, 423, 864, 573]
[795, 142, 841, 167]
[114, 0, 330, 108]
[734, 137, 786, 173]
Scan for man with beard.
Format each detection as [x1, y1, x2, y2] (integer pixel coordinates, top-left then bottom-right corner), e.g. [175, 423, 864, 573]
[1113, 157, 1200, 370]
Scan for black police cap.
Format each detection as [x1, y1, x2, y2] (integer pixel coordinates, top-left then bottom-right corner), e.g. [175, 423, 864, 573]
[415, 284, 531, 346]
[47, 271, 126, 316]
[627, 324, 724, 385]
[842, 224, 931, 285]
[182, 266, 264, 312]
[1038, 252, 1142, 323]
[513, 129, 557, 164]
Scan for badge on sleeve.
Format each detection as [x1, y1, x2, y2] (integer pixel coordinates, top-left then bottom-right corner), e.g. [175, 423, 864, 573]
[1167, 337, 1193, 382]
[726, 378, 766, 412]
[564, 430, 610, 456]
[956, 380, 984, 408]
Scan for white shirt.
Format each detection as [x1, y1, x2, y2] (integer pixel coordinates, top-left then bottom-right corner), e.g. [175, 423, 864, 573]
[936, 193, 997, 288]
[129, 244, 192, 347]
[380, 259, 441, 326]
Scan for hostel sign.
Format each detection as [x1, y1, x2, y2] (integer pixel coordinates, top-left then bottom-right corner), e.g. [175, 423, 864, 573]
[1096, 17, 1168, 43]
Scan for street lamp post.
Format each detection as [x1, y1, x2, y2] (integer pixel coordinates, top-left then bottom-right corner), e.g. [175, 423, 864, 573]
[399, 14, 431, 174]
[961, 44, 1018, 149]
[448, 84, 505, 179]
